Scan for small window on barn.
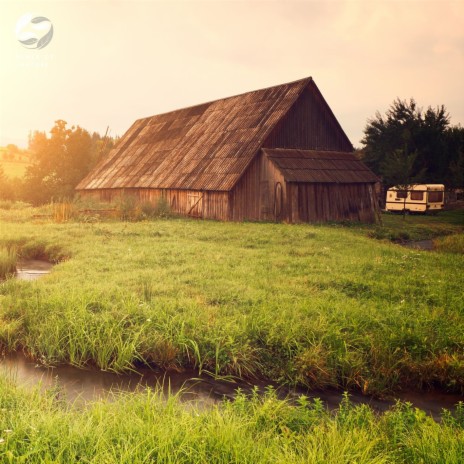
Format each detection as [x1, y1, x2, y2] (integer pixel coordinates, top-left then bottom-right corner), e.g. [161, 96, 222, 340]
[396, 190, 407, 199]
[428, 191, 444, 202]
[410, 191, 424, 201]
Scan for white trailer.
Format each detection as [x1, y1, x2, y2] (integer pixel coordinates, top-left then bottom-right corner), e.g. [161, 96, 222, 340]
[385, 184, 445, 213]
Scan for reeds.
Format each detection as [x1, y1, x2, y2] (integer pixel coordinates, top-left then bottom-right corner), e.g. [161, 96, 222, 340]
[52, 202, 76, 223]
[0, 246, 17, 280]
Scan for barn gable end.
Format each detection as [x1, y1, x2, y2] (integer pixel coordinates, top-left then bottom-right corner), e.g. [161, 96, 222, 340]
[263, 81, 353, 152]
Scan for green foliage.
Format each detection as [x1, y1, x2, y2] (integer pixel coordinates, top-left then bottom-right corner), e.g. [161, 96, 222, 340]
[433, 234, 464, 254]
[362, 98, 464, 188]
[0, 378, 463, 463]
[21, 120, 117, 205]
[0, 207, 463, 394]
[0, 246, 17, 280]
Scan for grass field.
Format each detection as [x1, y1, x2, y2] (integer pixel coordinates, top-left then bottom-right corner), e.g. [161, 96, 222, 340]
[1, 204, 463, 462]
[0, 205, 463, 395]
[0, 160, 29, 178]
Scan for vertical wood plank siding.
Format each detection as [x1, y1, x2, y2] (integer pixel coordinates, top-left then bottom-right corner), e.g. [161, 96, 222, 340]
[230, 152, 286, 221]
[81, 188, 230, 220]
[263, 86, 352, 152]
[286, 183, 377, 223]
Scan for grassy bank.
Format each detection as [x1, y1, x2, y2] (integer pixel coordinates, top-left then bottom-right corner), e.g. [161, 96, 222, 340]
[0, 246, 16, 280]
[0, 376, 463, 463]
[0, 206, 463, 395]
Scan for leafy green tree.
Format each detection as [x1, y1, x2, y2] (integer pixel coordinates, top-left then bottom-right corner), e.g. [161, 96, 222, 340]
[361, 99, 463, 188]
[0, 166, 15, 200]
[22, 120, 114, 204]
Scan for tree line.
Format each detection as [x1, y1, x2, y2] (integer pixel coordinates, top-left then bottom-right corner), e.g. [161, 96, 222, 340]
[0, 120, 118, 204]
[360, 98, 464, 189]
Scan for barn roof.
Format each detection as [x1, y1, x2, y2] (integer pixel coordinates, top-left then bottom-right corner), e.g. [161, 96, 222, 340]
[263, 149, 379, 183]
[77, 77, 314, 192]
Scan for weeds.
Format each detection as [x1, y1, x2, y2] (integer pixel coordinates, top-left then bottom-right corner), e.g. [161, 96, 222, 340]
[433, 234, 464, 254]
[52, 201, 76, 223]
[0, 207, 463, 395]
[0, 377, 463, 463]
[0, 246, 17, 280]
[117, 195, 172, 221]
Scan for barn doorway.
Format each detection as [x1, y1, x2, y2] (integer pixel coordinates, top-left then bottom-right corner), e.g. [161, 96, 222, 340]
[274, 182, 283, 221]
[187, 192, 203, 218]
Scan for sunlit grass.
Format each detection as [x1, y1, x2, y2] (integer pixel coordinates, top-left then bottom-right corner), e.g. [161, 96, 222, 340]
[0, 207, 463, 394]
[0, 246, 16, 280]
[0, 376, 463, 464]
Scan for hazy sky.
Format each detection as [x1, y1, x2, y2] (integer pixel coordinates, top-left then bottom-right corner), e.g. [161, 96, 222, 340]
[1, 0, 463, 149]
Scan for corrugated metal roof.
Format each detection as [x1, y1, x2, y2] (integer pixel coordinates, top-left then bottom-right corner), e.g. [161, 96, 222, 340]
[77, 78, 312, 192]
[263, 149, 379, 184]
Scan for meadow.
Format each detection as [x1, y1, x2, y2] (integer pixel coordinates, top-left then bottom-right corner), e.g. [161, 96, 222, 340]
[0, 203, 463, 395]
[0, 203, 463, 462]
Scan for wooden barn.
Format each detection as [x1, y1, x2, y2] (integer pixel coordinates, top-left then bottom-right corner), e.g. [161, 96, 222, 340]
[76, 77, 379, 223]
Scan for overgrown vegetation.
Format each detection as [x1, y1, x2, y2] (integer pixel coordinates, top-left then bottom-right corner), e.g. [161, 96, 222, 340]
[433, 234, 464, 254]
[362, 210, 464, 243]
[0, 377, 463, 463]
[0, 207, 463, 395]
[0, 246, 16, 280]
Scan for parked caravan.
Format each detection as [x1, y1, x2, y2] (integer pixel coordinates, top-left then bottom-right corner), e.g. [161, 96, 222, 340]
[385, 184, 445, 213]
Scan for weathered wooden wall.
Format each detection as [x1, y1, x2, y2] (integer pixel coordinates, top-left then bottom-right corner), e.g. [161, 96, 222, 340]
[263, 85, 353, 152]
[286, 183, 378, 223]
[229, 152, 286, 221]
[229, 153, 377, 223]
[78, 188, 230, 220]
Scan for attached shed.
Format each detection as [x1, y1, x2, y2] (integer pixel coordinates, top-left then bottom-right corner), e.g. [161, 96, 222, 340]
[76, 77, 379, 223]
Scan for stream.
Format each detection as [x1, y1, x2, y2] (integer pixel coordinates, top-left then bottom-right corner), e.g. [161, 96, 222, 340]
[6, 260, 462, 419]
[0, 353, 462, 420]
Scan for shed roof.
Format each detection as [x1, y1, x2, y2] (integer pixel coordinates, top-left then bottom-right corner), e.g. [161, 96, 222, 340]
[263, 149, 379, 183]
[77, 77, 313, 192]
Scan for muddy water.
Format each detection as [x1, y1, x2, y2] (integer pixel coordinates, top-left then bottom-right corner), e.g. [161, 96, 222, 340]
[1, 354, 462, 420]
[10, 260, 463, 418]
[16, 259, 53, 280]
[402, 239, 434, 250]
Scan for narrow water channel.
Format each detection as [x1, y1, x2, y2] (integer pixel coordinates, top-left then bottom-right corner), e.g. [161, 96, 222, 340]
[9, 260, 463, 419]
[1, 353, 462, 421]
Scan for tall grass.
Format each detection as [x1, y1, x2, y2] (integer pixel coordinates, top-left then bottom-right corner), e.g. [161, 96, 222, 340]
[117, 195, 172, 221]
[0, 207, 463, 394]
[52, 201, 76, 223]
[0, 376, 463, 463]
[433, 234, 464, 254]
[0, 246, 16, 280]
